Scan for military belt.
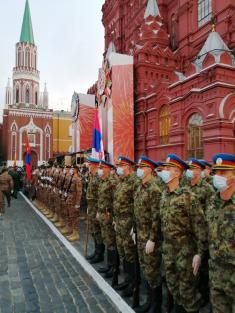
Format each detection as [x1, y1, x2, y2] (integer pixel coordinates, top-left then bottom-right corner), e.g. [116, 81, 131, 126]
[116, 213, 133, 218]
[164, 235, 188, 245]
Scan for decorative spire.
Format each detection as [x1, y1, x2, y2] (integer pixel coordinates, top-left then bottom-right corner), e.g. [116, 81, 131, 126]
[144, 0, 161, 19]
[20, 0, 35, 44]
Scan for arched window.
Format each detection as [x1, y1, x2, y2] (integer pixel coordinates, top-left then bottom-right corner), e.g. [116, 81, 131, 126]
[26, 88, 30, 103]
[16, 88, 19, 103]
[170, 14, 178, 51]
[187, 113, 203, 158]
[159, 104, 170, 145]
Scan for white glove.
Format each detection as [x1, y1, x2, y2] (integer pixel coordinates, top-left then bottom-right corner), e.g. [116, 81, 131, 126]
[112, 221, 117, 231]
[11, 190, 14, 194]
[145, 240, 155, 254]
[192, 254, 201, 276]
[96, 212, 100, 220]
[130, 228, 136, 245]
[75, 205, 80, 209]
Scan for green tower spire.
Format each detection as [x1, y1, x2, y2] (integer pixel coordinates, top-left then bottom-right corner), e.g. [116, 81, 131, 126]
[20, 0, 35, 44]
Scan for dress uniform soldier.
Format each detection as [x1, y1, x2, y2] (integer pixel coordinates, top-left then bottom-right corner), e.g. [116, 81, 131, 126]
[185, 158, 215, 309]
[50, 166, 61, 223]
[54, 166, 67, 228]
[113, 156, 139, 303]
[86, 157, 105, 264]
[160, 154, 208, 313]
[132, 156, 163, 312]
[200, 160, 213, 185]
[96, 160, 118, 287]
[59, 166, 73, 236]
[207, 153, 235, 313]
[65, 166, 82, 242]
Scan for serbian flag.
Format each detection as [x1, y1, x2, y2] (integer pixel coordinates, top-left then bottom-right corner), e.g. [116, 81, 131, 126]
[92, 108, 104, 160]
[25, 133, 32, 181]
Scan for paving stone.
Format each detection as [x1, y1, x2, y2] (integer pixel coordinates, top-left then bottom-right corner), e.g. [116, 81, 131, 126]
[0, 196, 120, 313]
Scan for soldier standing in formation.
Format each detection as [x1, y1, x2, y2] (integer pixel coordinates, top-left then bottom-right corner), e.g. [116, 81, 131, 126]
[86, 158, 105, 263]
[133, 156, 163, 313]
[113, 156, 139, 307]
[96, 160, 118, 287]
[160, 154, 208, 313]
[0, 167, 14, 213]
[207, 153, 235, 313]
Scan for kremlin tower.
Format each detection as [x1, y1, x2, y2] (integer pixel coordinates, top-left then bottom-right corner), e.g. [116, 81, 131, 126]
[2, 0, 53, 166]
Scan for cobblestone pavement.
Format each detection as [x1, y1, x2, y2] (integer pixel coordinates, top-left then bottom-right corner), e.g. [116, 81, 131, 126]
[0, 196, 119, 313]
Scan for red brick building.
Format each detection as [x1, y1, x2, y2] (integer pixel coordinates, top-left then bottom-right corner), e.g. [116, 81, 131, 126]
[101, 0, 235, 161]
[2, 0, 53, 167]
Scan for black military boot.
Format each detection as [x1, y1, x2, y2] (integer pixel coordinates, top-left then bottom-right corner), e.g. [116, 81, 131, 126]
[165, 287, 174, 313]
[90, 243, 105, 264]
[174, 303, 188, 313]
[121, 261, 133, 298]
[115, 259, 129, 291]
[148, 285, 162, 313]
[134, 280, 151, 313]
[86, 237, 97, 261]
[98, 249, 112, 273]
[105, 249, 115, 278]
[111, 249, 119, 288]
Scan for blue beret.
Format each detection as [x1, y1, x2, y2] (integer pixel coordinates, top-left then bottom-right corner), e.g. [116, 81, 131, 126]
[212, 153, 235, 170]
[164, 154, 189, 170]
[117, 156, 135, 166]
[199, 160, 212, 168]
[188, 158, 205, 169]
[138, 156, 159, 169]
[100, 160, 115, 169]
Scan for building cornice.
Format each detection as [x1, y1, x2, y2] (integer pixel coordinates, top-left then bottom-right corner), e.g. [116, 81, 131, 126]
[7, 109, 53, 119]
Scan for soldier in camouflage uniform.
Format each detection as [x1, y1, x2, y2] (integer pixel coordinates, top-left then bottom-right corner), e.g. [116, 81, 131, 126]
[113, 156, 139, 307]
[96, 160, 118, 287]
[65, 166, 82, 242]
[0, 167, 14, 214]
[184, 158, 215, 309]
[86, 158, 104, 264]
[207, 153, 235, 313]
[160, 154, 208, 313]
[133, 156, 163, 313]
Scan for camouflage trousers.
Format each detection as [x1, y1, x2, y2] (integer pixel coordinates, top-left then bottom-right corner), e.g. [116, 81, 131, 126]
[163, 241, 201, 312]
[66, 194, 79, 230]
[0, 191, 4, 214]
[98, 212, 116, 250]
[116, 217, 137, 263]
[209, 261, 235, 313]
[137, 233, 162, 288]
[87, 203, 103, 244]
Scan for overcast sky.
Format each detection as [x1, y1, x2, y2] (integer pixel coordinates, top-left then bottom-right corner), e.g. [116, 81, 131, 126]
[0, 0, 105, 119]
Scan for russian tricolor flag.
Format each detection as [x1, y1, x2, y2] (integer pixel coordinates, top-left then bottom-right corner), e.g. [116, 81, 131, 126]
[25, 133, 32, 181]
[92, 108, 104, 160]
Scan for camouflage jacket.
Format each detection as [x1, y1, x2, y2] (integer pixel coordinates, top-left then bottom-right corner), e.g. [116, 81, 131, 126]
[97, 176, 117, 215]
[160, 186, 208, 257]
[207, 192, 235, 266]
[133, 177, 162, 242]
[0, 172, 14, 192]
[184, 179, 215, 214]
[86, 174, 100, 206]
[113, 174, 137, 218]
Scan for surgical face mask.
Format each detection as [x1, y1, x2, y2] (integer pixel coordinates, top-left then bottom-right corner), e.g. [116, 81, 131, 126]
[70, 169, 74, 176]
[185, 169, 194, 180]
[213, 175, 228, 192]
[200, 171, 205, 179]
[157, 171, 163, 179]
[117, 167, 124, 176]
[63, 169, 66, 175]
[161, 170, 172, 184]
[136, 168, 144, 179]
[97, 169, 104, 177]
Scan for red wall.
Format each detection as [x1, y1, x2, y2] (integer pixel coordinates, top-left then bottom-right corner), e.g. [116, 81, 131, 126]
[102, 0, 235, 161]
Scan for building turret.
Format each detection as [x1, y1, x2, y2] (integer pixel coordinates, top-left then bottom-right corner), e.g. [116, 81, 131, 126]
[5, 78, 13, 108]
